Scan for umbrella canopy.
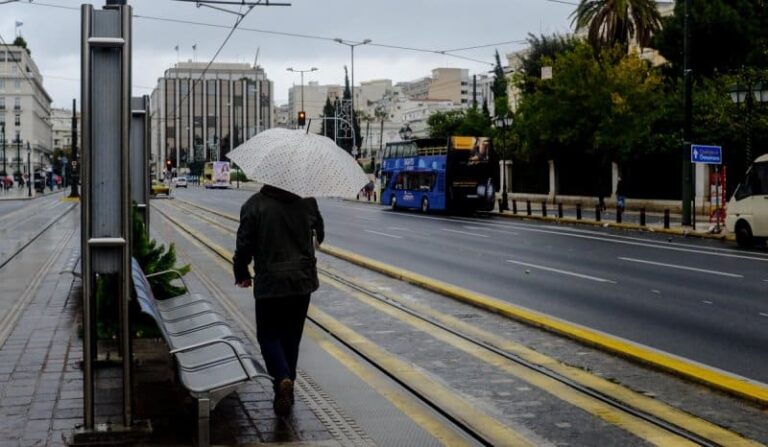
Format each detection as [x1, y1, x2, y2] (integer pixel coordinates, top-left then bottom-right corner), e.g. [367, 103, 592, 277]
[226, 128, 370, 198]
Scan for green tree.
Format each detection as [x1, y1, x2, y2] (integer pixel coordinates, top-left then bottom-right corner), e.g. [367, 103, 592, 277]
[492, 50, 510, 117]
[13, 36, 30, 55]
[517, 33, 579, 95]
[320, 97, 336, 139]
[427, 110, 465, 139]
[515, 42, 664, 164]
[339, 66, 362, 154]
[653, 0, 768, 77]
[572, 0, 662, 51]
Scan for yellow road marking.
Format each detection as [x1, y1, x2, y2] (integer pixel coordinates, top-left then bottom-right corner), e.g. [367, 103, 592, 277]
[321, 244, 768, 406]
[321, 265, 763, 447]
[320, 276, 698, 447]
[152, 203, 492, 446]
[161, 200, 765, 444]
[309, 307, 538, 447]
[304, 325, 477, 447]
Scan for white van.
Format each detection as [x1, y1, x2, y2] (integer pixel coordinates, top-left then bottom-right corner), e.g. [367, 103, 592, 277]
[726, 153, 768, 247]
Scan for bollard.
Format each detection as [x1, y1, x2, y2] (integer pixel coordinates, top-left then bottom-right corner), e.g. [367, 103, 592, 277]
[595, 205, 601, 222]
[616, 207, 622, 223]
[576, 203, 582, 220]
[664, 209, 670, 229]
[526, 200, 532, 216]
[373, 191, 377, 202]
[640, 208, 646, 226]
[498, 198, 503, 212]
[558, 203, 564, 218]
[356, 193, 359, 200]
[541, 202, 547, 217]
[512, 199, 518, 215]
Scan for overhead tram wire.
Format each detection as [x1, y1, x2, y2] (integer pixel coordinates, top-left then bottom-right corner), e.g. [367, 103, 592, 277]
[18, 1, 525, 67]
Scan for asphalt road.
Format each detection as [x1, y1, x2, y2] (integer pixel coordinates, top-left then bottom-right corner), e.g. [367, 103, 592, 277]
[174, 187, 768, 383]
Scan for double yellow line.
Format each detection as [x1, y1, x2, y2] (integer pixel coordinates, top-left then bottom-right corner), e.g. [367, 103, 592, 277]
[174, 197, 768, 406]
[157, 200, 763, 446]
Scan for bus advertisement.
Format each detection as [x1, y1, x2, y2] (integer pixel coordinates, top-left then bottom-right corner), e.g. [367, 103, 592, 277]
[380, 136, 496, 213]
[203, 161, 231, 189]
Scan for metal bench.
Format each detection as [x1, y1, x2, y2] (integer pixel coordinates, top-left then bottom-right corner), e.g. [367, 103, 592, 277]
[130, 258, 270, 447]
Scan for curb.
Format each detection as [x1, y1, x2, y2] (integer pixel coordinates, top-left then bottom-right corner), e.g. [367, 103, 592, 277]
[319, 243, 768, 406]
[493, 212, 737, 242]
[340, 199, 736, 242]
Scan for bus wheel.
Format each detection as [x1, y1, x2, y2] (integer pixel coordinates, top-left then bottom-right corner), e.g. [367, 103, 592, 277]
[390, 195, 397, 211]
[735, 221, 755, 248]
[421, 197, 429, 213]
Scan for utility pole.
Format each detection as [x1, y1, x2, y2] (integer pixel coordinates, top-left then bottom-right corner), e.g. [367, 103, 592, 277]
[70, 98, 79, 198]
[681, 0, 693, 226]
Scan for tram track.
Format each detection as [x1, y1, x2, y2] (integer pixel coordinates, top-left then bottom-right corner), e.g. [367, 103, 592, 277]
[0, 201, 77, 271]
[154, 198, 763, 447]
[0, 221, 77, 348]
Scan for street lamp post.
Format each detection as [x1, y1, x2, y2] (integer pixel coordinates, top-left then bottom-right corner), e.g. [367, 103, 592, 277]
[334, 38, 372, 152]
[495, 115, 512, 212]
[1, 123, 6, 176]
[26, 142, 31, 197]
[287, 66, 318, 115]
[730, 79, 768, 165]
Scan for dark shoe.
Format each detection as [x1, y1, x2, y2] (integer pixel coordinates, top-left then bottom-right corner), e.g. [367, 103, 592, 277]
[273, 378, 294, 416]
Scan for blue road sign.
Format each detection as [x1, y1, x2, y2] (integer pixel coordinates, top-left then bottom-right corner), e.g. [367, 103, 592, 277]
[691, 145, 722, 164]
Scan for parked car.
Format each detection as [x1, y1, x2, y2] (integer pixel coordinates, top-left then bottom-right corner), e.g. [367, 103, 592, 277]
[175, 176, 188, 188]
[150, 180, 170, 196]
[726, 153, 768, 247]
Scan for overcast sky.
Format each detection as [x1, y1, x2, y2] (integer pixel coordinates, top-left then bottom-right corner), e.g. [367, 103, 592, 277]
[1, 0, 577, 108]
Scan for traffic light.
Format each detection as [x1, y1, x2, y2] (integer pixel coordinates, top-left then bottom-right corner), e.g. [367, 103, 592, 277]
[297, 111, 306, 127]
[166, 159, 172, 170]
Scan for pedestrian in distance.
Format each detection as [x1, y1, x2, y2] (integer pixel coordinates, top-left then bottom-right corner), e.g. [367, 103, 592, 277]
[616, 177, 626, 214]
[233, 183, 325, 416]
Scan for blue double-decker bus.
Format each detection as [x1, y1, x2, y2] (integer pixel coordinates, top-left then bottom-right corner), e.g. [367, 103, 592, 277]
[380, 136, 496, 213]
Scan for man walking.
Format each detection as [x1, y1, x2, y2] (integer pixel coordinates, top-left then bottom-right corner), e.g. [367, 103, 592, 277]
[233, 184, 325, 416]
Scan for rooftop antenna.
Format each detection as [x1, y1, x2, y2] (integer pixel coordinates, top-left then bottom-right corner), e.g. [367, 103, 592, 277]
[254, 47, 260, 68]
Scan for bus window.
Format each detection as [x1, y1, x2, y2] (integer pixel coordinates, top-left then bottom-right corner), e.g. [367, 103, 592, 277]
[394, 144, 402, 158]
[409, 144, 417, 157]
[755, 163, 768, 195]
[384, 145, 391, 159]
[394, 173, 405, 190]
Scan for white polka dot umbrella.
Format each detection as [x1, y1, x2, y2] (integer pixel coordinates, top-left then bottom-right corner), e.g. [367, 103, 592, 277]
[226, 128, 370, 198]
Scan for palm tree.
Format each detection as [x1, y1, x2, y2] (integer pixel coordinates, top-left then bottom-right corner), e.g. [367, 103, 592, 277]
[571, 0, 662, 51]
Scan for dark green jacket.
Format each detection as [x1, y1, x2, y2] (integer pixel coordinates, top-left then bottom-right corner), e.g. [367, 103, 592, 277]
[233, 185, 325, 299]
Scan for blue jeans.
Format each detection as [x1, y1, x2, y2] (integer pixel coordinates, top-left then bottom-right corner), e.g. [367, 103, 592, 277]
[255, 294, 311, 385]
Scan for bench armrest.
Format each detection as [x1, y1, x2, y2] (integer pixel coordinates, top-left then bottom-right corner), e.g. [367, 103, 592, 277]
[146, 269, 191, 296]
[170, 338, 268, 380]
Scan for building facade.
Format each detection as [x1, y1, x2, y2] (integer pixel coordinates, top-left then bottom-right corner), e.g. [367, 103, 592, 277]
[0, 45, 52, 175]
[150, 61, 273, 176]
[287, 81, 343, 132]
[51, 107, 80, 153]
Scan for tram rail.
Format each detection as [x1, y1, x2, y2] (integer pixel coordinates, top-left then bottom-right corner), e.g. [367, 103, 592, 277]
[152, 198, 764, 447]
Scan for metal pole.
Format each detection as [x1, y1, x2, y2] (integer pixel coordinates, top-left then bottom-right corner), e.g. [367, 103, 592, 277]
[26, 143, 31, 197]
[350, 45, 355, 152]
[300, 70, 304, 112]
[81, 4, 94, 429]
[1, 123, 6, 174]
[70, 98, 79, 198]
[746, 78, 753, 165]
[681, 0, 693, 226]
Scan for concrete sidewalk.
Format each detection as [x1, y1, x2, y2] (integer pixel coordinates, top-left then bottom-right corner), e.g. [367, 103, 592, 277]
[0, 187, 67, 201]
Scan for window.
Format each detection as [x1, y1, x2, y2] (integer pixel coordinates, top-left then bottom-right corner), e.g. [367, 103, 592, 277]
[14, 130, 20, 142]
[14, 79, 21, 89]
[754, 163, 768, 195]
[0, 97, 4, 110]
[14, 97, 20, 110]
[0, 79, 4, 89]
[14, 114, 20, 126]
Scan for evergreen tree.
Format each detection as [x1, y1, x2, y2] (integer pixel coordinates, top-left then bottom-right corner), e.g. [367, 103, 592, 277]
[492, 50, 511, 118]
[320, 97, 336, 139]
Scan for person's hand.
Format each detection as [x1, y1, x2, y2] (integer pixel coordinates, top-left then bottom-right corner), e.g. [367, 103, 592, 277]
[236, 279, 252, 288]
